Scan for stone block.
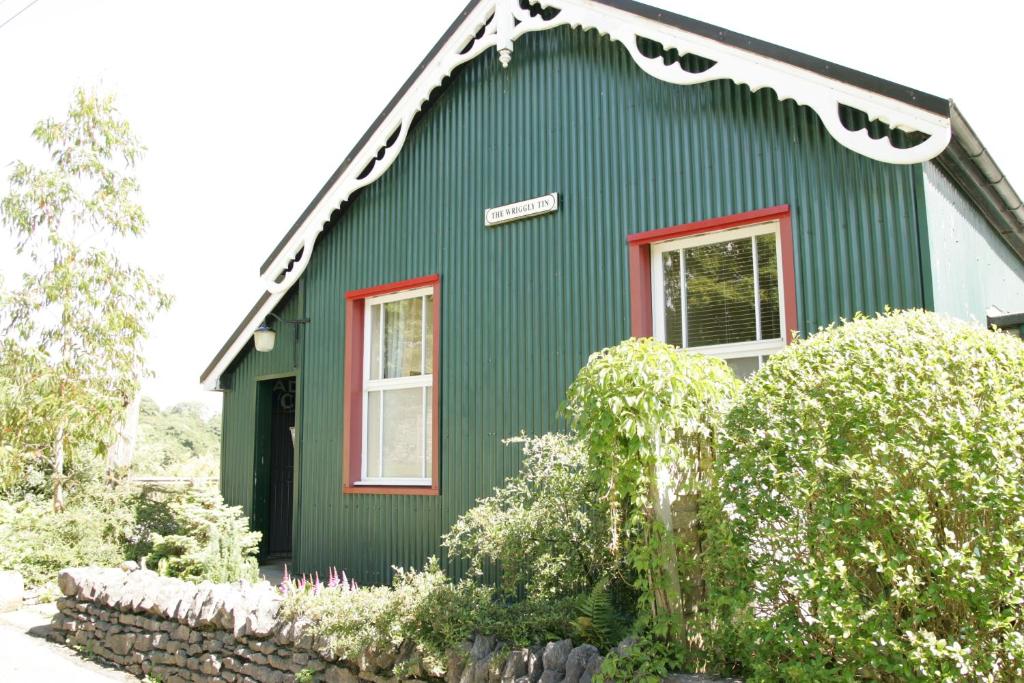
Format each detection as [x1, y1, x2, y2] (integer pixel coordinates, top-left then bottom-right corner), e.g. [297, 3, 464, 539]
[200, 653, 224, 675]
[526, 646, 544, 683]
[323, 666, 358, 683]
[563, 645, 599, 683]
[107, 632, 136, 656]
[580, 655, 602, 683]
[269, 654, 292, 671]
[541, 640, 573, 673]
[502, 648, 529, 680]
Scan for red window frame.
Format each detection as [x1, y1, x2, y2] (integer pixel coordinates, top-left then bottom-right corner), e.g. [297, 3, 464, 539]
[627, 205, 798, 343]
[342, 274, 441, 496]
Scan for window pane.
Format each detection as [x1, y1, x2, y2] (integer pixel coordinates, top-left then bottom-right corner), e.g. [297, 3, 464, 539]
[383, 296, 423, 378]
[726, 356, 760, 379]
[685, 238, 756, 347]
[424, 386, 432, 478]
[365, 390, 382, 478]
[424, 295, 434, 375]
[661, 251, 682, 347]
[368, 304, 382, 380]
[381, 387, 425, 478]
[756, 233, 781, 340]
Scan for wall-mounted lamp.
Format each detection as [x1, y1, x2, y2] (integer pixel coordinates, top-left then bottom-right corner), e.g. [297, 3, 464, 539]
[253, 321, 277, 352]
[253, 313, 310, 353]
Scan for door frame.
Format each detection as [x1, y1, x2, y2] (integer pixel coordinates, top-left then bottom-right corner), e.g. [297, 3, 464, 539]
[252, 371, 300, 562]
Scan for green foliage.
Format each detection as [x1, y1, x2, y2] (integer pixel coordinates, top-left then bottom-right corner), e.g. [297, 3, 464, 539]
[133, 397, 220, 479]
[0, 483, 259, 589]
[596, 634, 689, 683]
[564, 338, 738, 642]
[702, 310, 1024, 680]
[442, 433, 619, 599]
[281, 558, 576, 675]
[0, 490, 131, 589]
[572, 577, 628, 651]
[0, 88, 170, 511]
[143, 486, 260, 583]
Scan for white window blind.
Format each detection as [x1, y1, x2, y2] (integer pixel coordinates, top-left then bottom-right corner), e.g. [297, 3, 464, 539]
[652, 222, 785, 378]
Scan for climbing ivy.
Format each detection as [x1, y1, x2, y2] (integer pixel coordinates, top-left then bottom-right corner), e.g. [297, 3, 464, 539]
[563, 338, 738, 645]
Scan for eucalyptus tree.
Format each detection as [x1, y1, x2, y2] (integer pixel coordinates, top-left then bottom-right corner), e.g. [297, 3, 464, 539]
[0, 88, 171, 511]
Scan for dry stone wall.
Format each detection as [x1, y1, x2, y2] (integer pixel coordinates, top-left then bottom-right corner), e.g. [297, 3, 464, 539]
[50, 565, 737, 683]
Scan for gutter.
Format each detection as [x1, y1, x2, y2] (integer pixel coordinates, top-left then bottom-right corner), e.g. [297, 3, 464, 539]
[935, 103, 1024, 259]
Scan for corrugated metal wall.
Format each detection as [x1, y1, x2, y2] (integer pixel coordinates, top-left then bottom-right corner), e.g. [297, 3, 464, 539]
[220, 289, 302, 515]
[923, 161, 1024, 323]
[223, 26, 927, 583]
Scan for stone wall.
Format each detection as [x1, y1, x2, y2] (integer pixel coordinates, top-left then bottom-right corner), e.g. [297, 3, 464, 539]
[49, 565, 629, 683]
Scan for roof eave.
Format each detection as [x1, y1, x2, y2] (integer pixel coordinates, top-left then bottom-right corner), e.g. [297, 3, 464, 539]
[935, 102, 1024, 261]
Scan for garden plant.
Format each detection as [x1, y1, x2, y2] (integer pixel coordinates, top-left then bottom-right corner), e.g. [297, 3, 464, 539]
[701, 310, 1024, 680]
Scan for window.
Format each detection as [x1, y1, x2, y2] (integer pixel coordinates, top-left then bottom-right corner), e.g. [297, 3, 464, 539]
[628, 207, 797, 379]
[343, 275, 440, 495]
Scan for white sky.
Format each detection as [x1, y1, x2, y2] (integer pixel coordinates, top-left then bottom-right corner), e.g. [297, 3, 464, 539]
[1, 1, 1021, 414]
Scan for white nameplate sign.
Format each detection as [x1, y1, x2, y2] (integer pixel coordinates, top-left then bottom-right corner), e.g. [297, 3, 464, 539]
[485, 193, 558, 227]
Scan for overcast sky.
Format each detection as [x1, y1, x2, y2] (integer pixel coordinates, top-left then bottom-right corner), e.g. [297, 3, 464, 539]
[1, 0, 1021, 414]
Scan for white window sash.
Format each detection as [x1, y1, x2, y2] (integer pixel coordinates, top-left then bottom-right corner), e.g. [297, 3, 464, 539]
[359, 287, 434, 485]
[365, 286, 434, 306]
[691, 338, 785, 359]
[354, 477, 432, 487]
[650, 220, 787, 359]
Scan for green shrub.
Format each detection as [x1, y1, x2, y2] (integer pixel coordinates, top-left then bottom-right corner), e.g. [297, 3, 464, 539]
[443, 433, 619, 600]
[564, 338, 738, 641]
[0, 490, 131, 589]
[280, 558, 577, 675]
[143, 485, 260, 583]
[0, 482, 260, 588]
[703, 310, 1024, 680]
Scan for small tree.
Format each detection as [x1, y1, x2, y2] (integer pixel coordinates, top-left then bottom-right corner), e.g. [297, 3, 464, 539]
[564, 338, 738, 641]
[0, 88, 170, 511]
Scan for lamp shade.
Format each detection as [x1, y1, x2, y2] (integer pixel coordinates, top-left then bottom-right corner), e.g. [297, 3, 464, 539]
[253, 323, 276, 352]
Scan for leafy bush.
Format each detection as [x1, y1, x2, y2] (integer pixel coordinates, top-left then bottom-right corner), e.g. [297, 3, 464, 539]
[443, 433, 619, 599]
[0, 490, 131, 589]
[142, 485, 260, 583]
[280, 558, 576, 675]
[703, 310, 1024, 679]
[0, 483, 259, 588]
[564, 338, 738, 641]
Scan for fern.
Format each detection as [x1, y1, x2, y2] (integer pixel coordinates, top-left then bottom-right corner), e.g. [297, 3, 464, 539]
[573, 578, 624, 650]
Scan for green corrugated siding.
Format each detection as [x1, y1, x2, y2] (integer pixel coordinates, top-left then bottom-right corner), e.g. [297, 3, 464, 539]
[220, 289, 302, 518]
[923, 161, 1024, 323]
[222, 27, 927, 583]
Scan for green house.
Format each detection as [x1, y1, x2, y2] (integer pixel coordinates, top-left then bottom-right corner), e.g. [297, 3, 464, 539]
[201, 0, 1024, 583]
